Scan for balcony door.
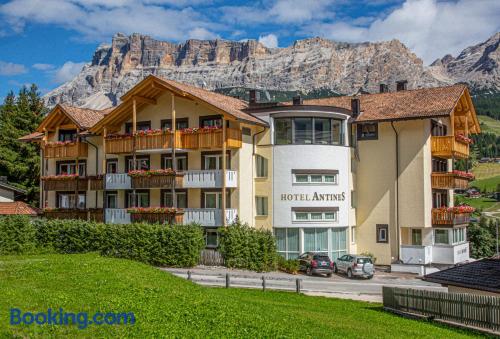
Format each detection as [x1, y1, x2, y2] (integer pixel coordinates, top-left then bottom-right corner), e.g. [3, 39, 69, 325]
[203, 191, 230, 209]
[125, 156, 150, 172]
[57, 192, 86, 209]
[57, 161, 86, 176]
[202, 152, 230, 170]
[432, 191, 448, 208]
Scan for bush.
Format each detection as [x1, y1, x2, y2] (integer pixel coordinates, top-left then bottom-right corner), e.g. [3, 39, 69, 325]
[219, 221, 277, 272]
[277, 256, 299, 274]
[0, 215, 37, 254]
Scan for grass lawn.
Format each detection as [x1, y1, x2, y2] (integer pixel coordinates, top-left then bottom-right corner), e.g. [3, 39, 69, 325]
[0, 254, 482, 338]
[456, 194, 500, 212]
[478, 115, 500, 135]
[470, 175, 500, 193]
[471, 163, 500, 180]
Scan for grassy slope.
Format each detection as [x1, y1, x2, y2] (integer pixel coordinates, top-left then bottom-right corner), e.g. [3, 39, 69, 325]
[471, 163, 500, 193]
[478, 115, 500, 135]
[0, 254, 481, 338]
[456, 195, 499, 212]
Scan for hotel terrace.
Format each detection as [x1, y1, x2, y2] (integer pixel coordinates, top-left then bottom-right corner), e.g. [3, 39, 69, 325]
[21, 76, 481, 266]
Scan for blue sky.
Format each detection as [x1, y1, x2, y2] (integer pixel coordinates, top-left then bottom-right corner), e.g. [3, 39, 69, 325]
[0, 0, 499, 101]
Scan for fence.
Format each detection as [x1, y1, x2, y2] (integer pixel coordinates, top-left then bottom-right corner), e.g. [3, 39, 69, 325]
[383, 286, 500, 333]
[199, 249, 224, 266]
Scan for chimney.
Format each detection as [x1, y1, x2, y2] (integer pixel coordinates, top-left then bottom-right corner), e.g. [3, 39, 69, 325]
[249, 89, 260, 104]
[292, 95, 303, 105]
[379, 83, 389, 93]
[396, 80, 408, 91]
[351, 98, 360, 118]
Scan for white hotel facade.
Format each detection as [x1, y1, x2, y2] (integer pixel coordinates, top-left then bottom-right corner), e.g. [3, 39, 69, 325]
[22, 76, 481, 266]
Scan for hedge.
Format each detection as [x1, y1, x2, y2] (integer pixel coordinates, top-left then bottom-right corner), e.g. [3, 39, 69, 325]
[218, 221, 277, 272]
[0, 216, 205, 267]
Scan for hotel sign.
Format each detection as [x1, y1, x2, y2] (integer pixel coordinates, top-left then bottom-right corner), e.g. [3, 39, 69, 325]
[280, 192, 346, 202]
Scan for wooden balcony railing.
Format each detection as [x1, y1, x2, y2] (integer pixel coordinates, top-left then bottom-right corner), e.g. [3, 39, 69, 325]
[105, 132, 174, 154]
[179, 128, 242, 149]
[130, 174, 184, 189]
[88, 176, 104, 190]
[44, 209, 89, 220]
[42, 177, 88, 191]
[431, 172, 470, 190]
[431, 136, 469, 159]
[44, 142, 88, 159]
[129, 211, 184, 224]
[432, 209, 471, 226]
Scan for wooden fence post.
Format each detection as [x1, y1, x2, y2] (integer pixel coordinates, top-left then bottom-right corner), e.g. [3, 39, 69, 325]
[296, 278, 301, 293]
[262, 276, 266, 292]
[225, 273, 230, 288]
[187, 270, 192, 281]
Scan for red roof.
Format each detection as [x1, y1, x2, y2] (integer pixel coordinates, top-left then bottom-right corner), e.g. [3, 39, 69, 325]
[0, 201, 40, 216]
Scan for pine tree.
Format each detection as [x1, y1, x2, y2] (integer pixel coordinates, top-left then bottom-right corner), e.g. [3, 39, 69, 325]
[0, 85, 45, 205]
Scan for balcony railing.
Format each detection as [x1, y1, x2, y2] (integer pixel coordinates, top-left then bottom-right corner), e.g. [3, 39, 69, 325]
[183, 208, 238, 227]
[130, 174, 184, 189]
[42, 177, 89, 191]
[431, 172, 471, 190]
[105, 208, 131, 224]
[401, 245, 433, 264]
[431, 136, 469, 159]
[44, 142, 88, 159]
[105, 173, 131, 189]
[129, 211, 184, 224]
[183, 170, 238, 188]
[432, 208, 471, 226]
[43, 209, 89, 220]
[179, 128, 242, 149]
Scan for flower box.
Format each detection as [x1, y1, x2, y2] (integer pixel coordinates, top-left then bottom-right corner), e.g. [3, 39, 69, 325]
[128, 169, 183, 189]
[127, 207, 184, 224]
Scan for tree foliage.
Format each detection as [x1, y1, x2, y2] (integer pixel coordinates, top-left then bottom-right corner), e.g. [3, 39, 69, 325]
[468, 216, 498, 258]
[0, 85, 45, 205]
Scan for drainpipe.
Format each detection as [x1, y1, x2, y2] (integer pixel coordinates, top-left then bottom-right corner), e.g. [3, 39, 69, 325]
[82, 137, 99, 210]
[391, 121, 401, 263]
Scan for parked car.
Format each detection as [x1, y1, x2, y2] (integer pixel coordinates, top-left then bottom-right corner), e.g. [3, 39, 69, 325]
[298, 252, 334, 277]
[334, 255, 374, 279]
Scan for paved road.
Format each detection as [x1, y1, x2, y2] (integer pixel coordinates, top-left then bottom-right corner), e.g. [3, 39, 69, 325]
[161, 267, 446, 302]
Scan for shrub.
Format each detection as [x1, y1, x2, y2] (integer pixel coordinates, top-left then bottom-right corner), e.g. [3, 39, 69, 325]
[277, 256, 299, 274]
[0, 215, 37, 254]
[218, 221, 278, 272]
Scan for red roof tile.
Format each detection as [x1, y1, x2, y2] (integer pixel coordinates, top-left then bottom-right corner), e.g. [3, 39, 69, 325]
[0, 201, 40, 216]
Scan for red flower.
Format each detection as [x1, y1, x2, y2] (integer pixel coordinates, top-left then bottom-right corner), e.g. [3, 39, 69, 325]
[455, 133, 473, 144]
[127, 169, 176, 177]
[126, 207, 183, 214]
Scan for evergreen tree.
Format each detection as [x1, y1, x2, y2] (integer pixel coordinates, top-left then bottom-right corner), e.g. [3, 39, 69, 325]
[468, 217, 496, 258]
[0, 85, 45, 205]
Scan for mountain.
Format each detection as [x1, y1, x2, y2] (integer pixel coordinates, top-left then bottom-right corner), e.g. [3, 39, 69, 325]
[44, 32, 500, 109]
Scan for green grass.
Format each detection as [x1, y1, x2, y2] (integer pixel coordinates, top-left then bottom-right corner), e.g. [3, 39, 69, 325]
[472, 163, 500, 180]
[470, 175, 500, 193]
[478, 115, 500, 135]
[456, 194, 499, 212]
[0, 254, 482, 338]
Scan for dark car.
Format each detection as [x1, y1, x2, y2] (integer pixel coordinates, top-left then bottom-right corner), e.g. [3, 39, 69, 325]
[298, 252, 334, 277]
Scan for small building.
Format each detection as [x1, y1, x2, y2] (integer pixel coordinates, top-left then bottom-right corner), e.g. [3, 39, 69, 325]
[0, 201, 40, 217]
[0, 176, 27, 202]
[424, 259, 500, 296]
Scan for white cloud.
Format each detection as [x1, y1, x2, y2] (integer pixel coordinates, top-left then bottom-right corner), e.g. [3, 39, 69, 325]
[0, 61, 27, 76]
[188, 27, 218, 40]
[32, 63, 55, 71]
[53, 61, 86, 84]
[258, 34, 278, 48]
[0, 0, 219, 42]
[304, 0, 500, 64]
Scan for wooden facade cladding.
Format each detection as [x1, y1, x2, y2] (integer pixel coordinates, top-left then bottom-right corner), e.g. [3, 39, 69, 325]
[104, 128, 242, 154]
[44, 142, 88, 159]
[129, 212, 184, 224]
[431, 136, 469, 159]
[431, 172, 470, 190]
[431, 209, 471, 226]
[130, 174, 184, 189]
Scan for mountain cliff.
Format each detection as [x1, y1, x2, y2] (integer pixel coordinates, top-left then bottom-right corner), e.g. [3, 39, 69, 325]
[44, 32, 500, 109]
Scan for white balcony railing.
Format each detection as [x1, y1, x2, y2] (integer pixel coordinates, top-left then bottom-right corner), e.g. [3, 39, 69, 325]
[401, 245, 433, 264]
[183, 208, 238, 227]
[105, 208, 131, 224]
[432, 242, 469, 264]
[183, 170, 237, 188]
[105, 173, 131, 190]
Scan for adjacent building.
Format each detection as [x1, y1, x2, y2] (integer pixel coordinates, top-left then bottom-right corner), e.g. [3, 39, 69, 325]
[21, 76, 481, 266]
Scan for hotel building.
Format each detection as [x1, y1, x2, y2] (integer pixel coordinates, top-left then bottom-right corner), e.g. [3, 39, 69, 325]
[21, 76, 481, 266]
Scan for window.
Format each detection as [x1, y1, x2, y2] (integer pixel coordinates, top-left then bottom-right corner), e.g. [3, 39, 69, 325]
[432, 191, 448, 208]
[357, 123, 378, 140]
[411, 229, 422, 246]
[203, 191, 230, 209]
[125, 121, 151, 134]
[275, 228, 300, 259]
[105, 192, 117, 208]
[57, 192, 86, 209]
[126, 191, 149, 208]
[162, 154, 187, 171]
[376, 224, 389, 243]
[58, 130, 77, 142]
[274, 117, 345, 145]
[200, 116, 222, 128]
[57, 161, 86, 176]
[292, 172, 338, 184]
[126, 156, 150, 172]
[161, 118, 188, 131]
[351, 226, 356, 243]
[202, 153, 230, 170]
[163, 191, 187, 208]
[292, 209, 337, 222]
[304, 228, 328, 253]
[331, 227, 348, 260]
[434, 229, 449, 244]
[256, 196, 268, 216]
[452, 228, 466, 244]
[205, 229, 219, 248]
[431, 120, 447, 136]
[351, 190, 357, 209]
[255, 155, 268, 178]
[106, 159, 118, 174]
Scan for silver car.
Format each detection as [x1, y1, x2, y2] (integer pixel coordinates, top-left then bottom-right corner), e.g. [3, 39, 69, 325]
[334, 255, 374, 279]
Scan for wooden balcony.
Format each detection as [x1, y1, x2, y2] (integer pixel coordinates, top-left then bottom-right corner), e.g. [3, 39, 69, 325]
[130, 174, 184, 189]
[44, 209, 89, 220]
[179, 128, 242, 149]
[88, 176, 104, 190]
[129, 211, 184, 224]
[432, 209, 471, 226]
[431, 172, 471, 190]
[44, 142, 88, 159]
[431, 136, 469, 159]
[42, 177, 88, 191]
[105, 132, 174, 154]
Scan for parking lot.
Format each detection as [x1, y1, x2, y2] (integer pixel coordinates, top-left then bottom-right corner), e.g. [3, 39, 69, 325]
[162, 266, 446, 302]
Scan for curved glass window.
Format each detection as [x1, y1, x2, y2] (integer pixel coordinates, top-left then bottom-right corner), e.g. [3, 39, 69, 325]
[274, 117, 345, 145]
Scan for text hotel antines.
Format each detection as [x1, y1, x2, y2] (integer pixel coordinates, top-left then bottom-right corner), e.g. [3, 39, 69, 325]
[280, 192, 346, 201]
